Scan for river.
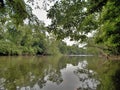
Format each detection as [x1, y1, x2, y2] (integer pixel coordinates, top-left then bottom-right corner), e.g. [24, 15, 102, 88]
[0, 56, 120, 90]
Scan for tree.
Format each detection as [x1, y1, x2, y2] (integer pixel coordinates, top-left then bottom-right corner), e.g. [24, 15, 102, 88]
[47, 0, 103, 41]
[47, 0, 120, 55]
[0, 0, 53, 55]
[95, 0, 120, 55]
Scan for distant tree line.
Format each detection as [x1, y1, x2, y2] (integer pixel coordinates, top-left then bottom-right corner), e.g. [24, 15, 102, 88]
[58, 41, 99, 55]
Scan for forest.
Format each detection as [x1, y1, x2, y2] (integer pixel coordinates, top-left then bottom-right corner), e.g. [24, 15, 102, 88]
[0, 0, 120, 56]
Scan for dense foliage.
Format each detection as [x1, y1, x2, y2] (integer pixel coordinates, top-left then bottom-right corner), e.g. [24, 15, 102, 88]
[1, 0, 119, 55]
[47, 0, 120, 55]
[0, 0, 61, 55]
[0, 0, 97, 56]
[95, 0, 120, 55]
[58, 41, 98, 55]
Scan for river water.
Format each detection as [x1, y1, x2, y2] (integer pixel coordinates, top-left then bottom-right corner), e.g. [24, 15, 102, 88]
[0, 56, 120, 90]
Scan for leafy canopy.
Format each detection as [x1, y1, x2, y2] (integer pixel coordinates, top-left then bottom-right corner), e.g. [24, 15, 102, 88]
[47, 0, 120, 55]
[47, 0, 107, 41]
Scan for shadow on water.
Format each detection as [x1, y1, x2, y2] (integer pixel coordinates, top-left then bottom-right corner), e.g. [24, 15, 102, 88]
[0, 56, 120, 90]
[112, 68, 120, 90]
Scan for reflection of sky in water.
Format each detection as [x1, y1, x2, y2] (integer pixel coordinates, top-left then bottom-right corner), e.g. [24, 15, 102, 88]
[20, 60, 100, 90]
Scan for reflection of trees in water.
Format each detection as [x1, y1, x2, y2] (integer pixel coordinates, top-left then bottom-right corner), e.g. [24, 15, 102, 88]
[89, 60, 120, 90]
[38, 65, 63, 88]
[112, 69, 120, 90]
[38, 77, 46, 88]
[0, 64, 40, 90]
[44, 67, 63, 84]
[74, 61, 100, 90]
[0, 56, 63, 90]
[1, 56, 116, 90]
[57, 56, 87, 69]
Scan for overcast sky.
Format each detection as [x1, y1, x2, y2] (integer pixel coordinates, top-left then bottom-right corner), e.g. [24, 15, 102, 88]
[25, 0, 52, 26]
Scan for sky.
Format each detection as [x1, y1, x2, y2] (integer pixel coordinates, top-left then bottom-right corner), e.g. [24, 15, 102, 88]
[25, 0, 52, 26]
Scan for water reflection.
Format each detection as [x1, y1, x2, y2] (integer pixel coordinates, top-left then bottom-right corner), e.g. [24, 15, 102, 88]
[112, 68, 120, 90]
[37, 60, 99, 90]
[0, 56, 120, 90]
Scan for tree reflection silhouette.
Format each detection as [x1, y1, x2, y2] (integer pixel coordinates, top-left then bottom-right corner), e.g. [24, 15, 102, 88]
[0, 56, 119, 90]
[112, 68, 120, 90]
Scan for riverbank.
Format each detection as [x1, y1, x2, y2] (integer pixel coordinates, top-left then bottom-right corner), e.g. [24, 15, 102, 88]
[108, 55, 120, 60]
[99, 55, 120, 60]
